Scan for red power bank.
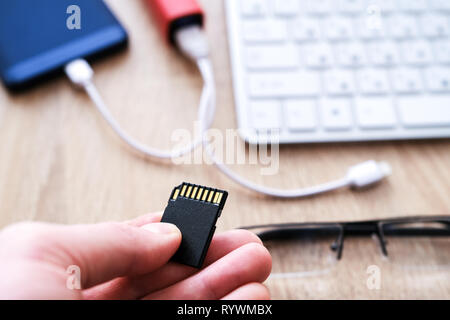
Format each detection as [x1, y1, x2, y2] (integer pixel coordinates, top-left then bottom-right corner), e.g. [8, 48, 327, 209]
[146, 0, 204, 43]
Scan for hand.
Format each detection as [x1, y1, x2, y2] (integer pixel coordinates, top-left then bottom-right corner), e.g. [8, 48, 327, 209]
[0, 213, 271, 300]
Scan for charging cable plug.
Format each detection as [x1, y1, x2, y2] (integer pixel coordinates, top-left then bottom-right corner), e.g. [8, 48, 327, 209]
[64, 59, 93, 88]
[174, 25, 209, 61]
[346, 160, 392, 189]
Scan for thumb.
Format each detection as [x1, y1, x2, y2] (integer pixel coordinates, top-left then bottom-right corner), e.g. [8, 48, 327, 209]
[36, 222, 182, 289]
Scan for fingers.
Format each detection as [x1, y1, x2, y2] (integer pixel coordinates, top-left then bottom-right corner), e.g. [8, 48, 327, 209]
[221, 283, 270, 300]
[143, 242, 272, 300]
[84, 229, 263, 299]
[6, 221, 182, 289]
[80, 222, 182, 288]
[132, 230, 264, 294]
[125, 212, 163, 227]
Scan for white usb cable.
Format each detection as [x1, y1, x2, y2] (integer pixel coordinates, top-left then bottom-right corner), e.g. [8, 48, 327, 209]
[65, 26, 392, 199]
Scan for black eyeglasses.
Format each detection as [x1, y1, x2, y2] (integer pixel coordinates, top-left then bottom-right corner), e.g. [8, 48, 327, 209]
[241, 216, 450, 276]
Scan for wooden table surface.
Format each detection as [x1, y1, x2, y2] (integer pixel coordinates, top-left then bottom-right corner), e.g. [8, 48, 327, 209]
[0, 0, 449, 299]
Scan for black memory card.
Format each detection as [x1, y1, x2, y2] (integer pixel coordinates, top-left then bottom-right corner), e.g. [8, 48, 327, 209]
[161, 182, 228, 268]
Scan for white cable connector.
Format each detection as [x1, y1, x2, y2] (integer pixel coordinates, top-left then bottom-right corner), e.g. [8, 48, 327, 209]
[64, 59, 93, 87]
[64, 25, 392, 199]
[174, 25, 210, 61]
[346, 160, 392, 189]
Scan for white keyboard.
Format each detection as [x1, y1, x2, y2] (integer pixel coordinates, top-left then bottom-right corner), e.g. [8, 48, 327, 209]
[225, 0, 450, 143]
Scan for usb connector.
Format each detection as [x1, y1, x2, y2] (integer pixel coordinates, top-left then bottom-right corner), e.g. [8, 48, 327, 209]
[346, 161, 392, 189]
[174, 25, 209, 61]
[64, 59, 93, 88]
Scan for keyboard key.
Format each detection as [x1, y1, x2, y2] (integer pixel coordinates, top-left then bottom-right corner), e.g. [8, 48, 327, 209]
[370, 0, 396, 14]
[397, 0, 427, 13]
[357, 69, 390, 95]
[389, 15, 419, 39]
[248, 72, 321, 98]
[274, 0, 300, 16]
[245, 45, 298, 70]
[250, 101, 281, 130]
[355, 98, 397, 129]
[336, 43, 367, 68]
[338, 0, 366, 15]
[243, 20, 287, 43]
[421, 14, 450, 38]
[401, 40, 433, 66]
[366, 4, 383, 28]
[391, 68, 424, 93]
[367, 41, 400, 67]
[355, 16, 386, 40]
[321, 98, 353, 130]
[424, 67, 450, 92]
[430, 0, 450, 11]
[292, 17, 322, 42]
[324, 17, 354, 41]
[284, 100, 317, 131]
[434, 41, 450, 64]
[324, 70, 356, 96]
[398, 96, 450, 127]
[241, 0, 268, 17]
[305, 0, 333, 15]
[303, 43, 334, 69]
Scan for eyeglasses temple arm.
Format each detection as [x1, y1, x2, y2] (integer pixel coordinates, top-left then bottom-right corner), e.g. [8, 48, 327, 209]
[331, 226, 345, 260]
[377, 223, 388, 257]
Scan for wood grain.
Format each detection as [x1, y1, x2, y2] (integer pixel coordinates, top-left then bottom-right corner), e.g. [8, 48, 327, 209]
[0, 0, 449, 299]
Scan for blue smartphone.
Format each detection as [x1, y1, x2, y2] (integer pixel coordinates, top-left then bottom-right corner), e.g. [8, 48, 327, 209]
[0, 0, 128, 90]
